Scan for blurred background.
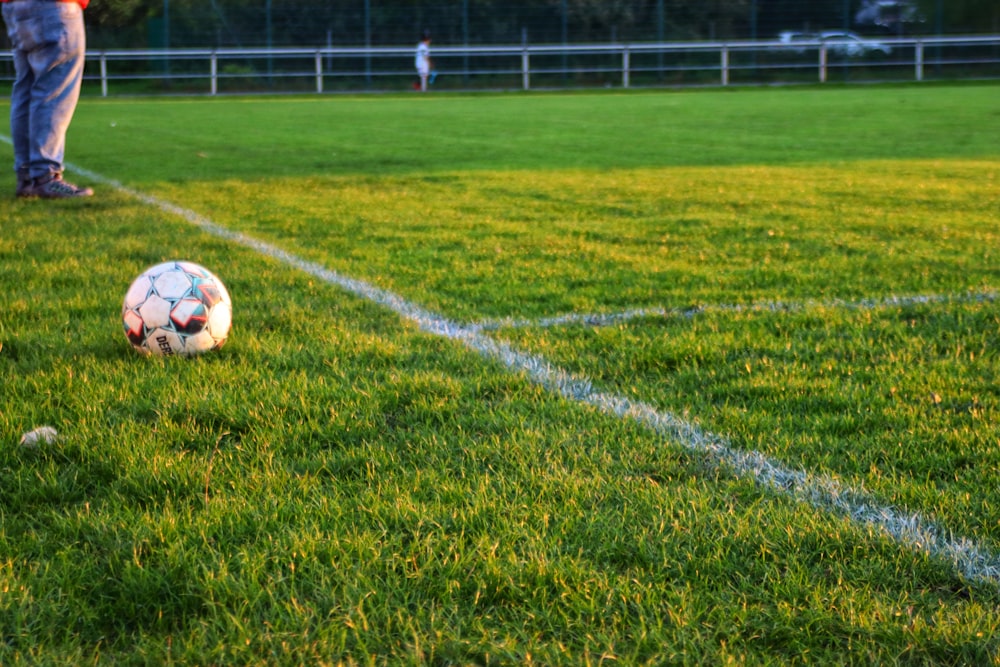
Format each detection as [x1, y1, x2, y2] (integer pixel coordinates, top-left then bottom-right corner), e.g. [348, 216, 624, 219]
[82, 0, 997, 50]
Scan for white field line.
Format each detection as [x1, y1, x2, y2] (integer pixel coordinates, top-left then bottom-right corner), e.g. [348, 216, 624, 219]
[470, 291, 999, 332]
[44, 159, 1000, 587]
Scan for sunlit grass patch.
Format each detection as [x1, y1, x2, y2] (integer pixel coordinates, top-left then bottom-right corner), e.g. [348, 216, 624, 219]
[2, 85, 1000, 664]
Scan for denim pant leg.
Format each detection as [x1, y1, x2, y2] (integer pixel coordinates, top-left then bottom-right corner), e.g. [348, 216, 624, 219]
[8, 44, 32, 181]
[3, 1, 86, 180]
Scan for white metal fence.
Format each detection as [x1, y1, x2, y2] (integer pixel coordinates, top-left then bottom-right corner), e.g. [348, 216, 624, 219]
[4, 34, 999, 96]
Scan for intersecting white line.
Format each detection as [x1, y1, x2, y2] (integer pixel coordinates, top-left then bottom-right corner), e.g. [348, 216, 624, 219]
[21, 151, 1000, 588]
[469, 291, 999, 332]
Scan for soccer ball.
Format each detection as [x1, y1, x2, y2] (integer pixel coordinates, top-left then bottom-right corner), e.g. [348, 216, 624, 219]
[122, 261, 232, 356]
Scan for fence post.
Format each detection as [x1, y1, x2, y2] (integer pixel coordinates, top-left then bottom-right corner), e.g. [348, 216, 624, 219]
[100, 52, 108, 97]
[721, 45, 729, 86]
[819, 45, 827, 83]
[522, 47, 530, 90]
[210, 50, 218, 95]
[315, 50, 323, 93]
[623, 44, 630, 88]
[915, 39, 924, 81]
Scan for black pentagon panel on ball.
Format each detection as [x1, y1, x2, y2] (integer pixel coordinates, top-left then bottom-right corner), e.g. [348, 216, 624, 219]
[170, 298, 210, 335]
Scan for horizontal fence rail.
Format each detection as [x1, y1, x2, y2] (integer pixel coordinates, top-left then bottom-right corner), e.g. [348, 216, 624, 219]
[2, 35, 999, 96]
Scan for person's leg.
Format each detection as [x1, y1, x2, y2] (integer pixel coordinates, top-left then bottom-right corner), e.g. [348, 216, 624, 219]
[24, 2, 87, 182]
[2, 3, 34, 195]
[11, 52, 34, 196]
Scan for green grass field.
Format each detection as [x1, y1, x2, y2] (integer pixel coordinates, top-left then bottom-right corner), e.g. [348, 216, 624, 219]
[2, 83, 1000, 664]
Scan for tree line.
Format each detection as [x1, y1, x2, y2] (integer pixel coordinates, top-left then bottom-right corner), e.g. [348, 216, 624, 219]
[83, 0, 997, 50]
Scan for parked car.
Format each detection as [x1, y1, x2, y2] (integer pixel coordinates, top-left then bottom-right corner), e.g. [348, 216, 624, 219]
[818, 31, 892, 56]
[777, 31, 819, 54]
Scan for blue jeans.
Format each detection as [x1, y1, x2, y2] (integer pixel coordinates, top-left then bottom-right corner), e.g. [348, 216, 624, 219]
[2, 0, 86, 181]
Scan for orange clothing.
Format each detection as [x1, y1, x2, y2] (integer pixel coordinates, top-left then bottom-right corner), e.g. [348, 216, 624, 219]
[0, 0, 88, 6]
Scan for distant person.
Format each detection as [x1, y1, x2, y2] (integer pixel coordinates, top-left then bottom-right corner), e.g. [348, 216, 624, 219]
[415, 30, 432, 92]
[2, 0, 93, 198]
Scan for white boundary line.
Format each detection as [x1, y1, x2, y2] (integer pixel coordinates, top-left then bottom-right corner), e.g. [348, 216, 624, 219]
[26, 156, 1000, 588]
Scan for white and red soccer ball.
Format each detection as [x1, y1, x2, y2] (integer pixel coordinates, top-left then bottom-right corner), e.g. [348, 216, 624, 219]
[122, 261, 232, 356]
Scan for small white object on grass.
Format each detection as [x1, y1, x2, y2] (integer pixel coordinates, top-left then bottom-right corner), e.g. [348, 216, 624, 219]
[20, 426, 59, 447]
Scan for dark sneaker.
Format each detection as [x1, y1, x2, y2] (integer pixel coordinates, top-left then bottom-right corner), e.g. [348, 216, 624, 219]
[16, 178, 36, 198]
[34, 175, 93, 199]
